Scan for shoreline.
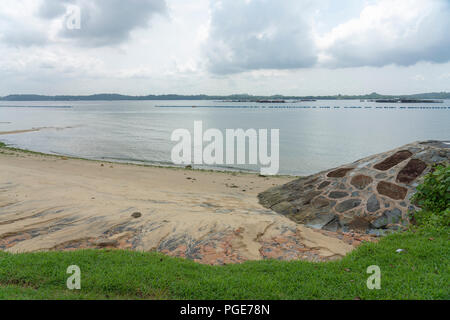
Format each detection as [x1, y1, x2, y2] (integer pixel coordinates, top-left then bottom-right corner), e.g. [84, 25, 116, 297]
[0, 144, 367, 265]
[0, 128, 44, 135]
[0, 140, 296, 178]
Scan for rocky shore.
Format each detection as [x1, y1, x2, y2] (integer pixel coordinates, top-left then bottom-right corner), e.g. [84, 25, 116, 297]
[259, 141, 449, 235]
[1, 141, 447, 265]
[0, 146, 355, 265]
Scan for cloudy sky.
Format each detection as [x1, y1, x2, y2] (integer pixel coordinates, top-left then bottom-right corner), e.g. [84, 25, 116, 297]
[0, 0, 449, 96]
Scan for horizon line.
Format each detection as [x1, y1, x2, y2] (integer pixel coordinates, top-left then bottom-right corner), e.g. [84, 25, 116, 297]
[1, 91, 449, 99]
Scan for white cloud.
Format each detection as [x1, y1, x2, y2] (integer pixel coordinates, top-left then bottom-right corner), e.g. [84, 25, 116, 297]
[0, 0, 450, 95]
[0, 1, 49, 47]
[317, 0, 450, 67]
[204, 0, 450, 74]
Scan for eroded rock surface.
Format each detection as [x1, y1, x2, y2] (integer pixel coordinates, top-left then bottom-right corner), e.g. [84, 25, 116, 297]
[259, 141, 450, 235]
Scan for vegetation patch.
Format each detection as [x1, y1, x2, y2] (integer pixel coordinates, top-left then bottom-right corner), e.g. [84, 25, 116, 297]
[411, 165, 450, 230]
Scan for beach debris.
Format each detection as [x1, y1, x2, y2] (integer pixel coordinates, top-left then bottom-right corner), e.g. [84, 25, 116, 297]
[131, 212, 142, 219]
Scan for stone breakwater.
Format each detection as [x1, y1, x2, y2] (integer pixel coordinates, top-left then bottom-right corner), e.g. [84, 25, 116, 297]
[259, 141, 450, 235]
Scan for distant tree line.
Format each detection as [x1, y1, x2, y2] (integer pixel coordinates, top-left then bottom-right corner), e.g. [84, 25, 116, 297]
[1, 92, 449, 101]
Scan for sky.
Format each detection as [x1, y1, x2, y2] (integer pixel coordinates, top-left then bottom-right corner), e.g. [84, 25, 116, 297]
[0, 0, 449, 96]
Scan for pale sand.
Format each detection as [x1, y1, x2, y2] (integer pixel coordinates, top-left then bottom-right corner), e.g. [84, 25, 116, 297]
[0, 148, 355, 264]
[0, 128, 43, 135]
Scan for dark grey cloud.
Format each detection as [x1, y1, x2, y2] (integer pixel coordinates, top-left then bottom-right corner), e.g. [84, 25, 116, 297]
[205, 0, 318, 74]
[41, 0, 167, 47]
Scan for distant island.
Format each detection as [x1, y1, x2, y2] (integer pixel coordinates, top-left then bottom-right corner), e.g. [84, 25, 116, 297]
[1, 92, 449, 101]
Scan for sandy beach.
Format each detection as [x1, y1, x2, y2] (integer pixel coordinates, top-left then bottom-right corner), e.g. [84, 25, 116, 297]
[0, 145, 359, 264]
[0, 126, 76, 136]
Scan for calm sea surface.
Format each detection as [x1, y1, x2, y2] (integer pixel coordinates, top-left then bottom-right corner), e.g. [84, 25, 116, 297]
[0, 100, 449, 176]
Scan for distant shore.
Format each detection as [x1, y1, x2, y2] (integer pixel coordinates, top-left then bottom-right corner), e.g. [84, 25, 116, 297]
[1, 92, 449, 101]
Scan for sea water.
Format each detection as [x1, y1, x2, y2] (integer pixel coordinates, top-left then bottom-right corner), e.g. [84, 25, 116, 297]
[0, 100, 449, 176]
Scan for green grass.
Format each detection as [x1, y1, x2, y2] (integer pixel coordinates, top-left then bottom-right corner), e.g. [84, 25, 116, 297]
[0, 141, 50, 156]
[0, 228, 448, 300]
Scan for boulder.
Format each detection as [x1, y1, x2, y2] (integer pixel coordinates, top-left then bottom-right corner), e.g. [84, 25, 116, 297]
[377, 181, 408, 200]
[373, 150, 412, 171]
[329, 191, 349, 199]
[366, 194, 380, 213]
[351, 175, 373, 190]
[327, 168, 354, 178]
[336, 199, 362, 213]
[397, 159, 427, 184]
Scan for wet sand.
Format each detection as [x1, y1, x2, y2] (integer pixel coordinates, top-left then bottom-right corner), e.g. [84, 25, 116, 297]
[0, 126, 77, 136]
[0, 146, 359, 265]
[0, 128, 43, 135]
